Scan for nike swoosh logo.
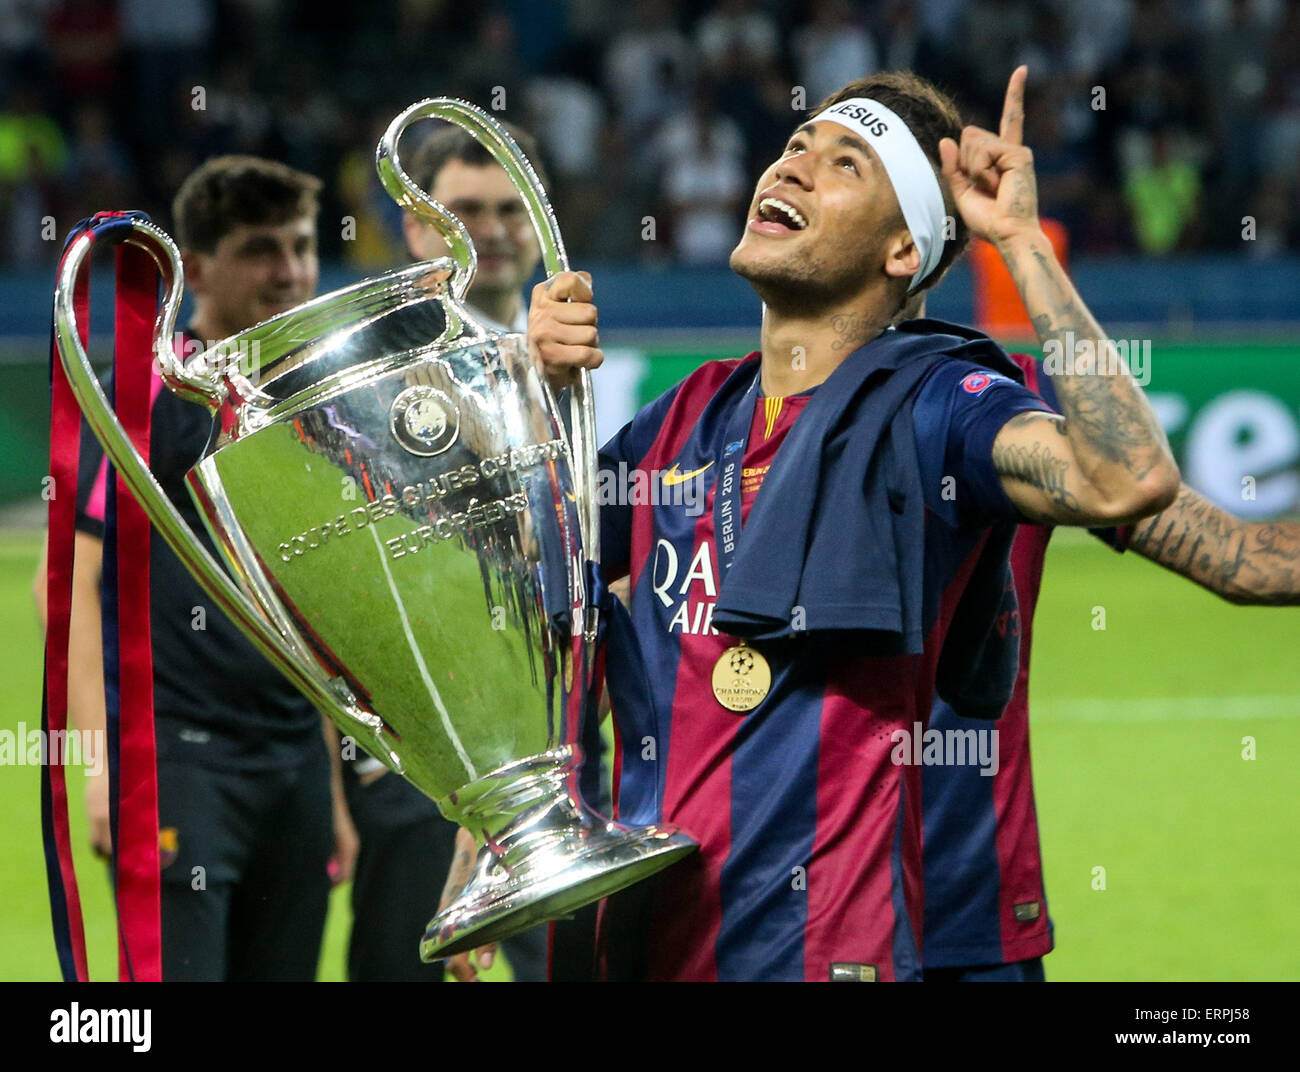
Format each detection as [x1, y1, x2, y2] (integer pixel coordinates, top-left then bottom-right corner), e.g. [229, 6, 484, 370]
[662, 462, 714, 486]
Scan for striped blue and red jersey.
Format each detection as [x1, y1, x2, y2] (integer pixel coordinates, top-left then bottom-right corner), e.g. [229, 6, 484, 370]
[921, 354, 1128, 970]
[597, 348, 1052, 981]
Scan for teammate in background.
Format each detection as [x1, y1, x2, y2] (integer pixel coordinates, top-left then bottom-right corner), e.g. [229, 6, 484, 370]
[524, 67, 1179, 980]
[400, 124, 541, 334]
[33, 156, 352, 981]
[340, 122, 558, 983]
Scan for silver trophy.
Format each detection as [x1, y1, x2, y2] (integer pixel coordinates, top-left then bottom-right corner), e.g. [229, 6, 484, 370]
[53, 98, 696, 961]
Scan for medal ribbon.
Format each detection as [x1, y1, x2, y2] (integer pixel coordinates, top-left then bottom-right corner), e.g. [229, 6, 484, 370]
[45, 211, 161, 982]
[710, 371, 761, 579]
[707, 370, 774, 713]
[43, 222, 95, 983]
[105, 233, 162, 982]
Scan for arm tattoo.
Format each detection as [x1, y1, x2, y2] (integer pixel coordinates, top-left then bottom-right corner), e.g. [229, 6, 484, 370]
[1005, 241, 1170, 485]
[1245, 524, 1300, 604]
[991, 429, 1082, 520]
[1129, 486, 1300, 604]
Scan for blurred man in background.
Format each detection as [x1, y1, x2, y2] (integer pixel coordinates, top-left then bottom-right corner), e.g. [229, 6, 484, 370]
[34, 156, 351, 981]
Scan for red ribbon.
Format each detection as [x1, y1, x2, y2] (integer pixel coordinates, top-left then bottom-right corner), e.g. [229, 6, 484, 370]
[46, 212, 161, 981]
[110, 238, 161, 981]
[45, 236, 93, 983]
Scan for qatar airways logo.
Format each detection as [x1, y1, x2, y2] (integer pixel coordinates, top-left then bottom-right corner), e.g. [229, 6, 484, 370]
[651, 538, 721, 635]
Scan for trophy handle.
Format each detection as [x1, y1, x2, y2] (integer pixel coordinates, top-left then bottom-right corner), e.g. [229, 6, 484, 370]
[376, 98, 600, 636]
[52, 217, 401, 770]
[108, 223, 223, 412]
[375, 101, 478, 304]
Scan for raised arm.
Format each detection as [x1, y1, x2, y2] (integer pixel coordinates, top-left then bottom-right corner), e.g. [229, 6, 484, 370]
[940, 67, 1180, 526]
[1127, 485, 1300, 606]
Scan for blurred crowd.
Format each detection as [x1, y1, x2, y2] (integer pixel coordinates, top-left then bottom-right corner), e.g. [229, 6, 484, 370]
[2, 0, 1299, 270]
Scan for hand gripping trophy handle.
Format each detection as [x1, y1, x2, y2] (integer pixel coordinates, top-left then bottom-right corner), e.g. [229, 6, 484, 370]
[377, 99, 601, 647]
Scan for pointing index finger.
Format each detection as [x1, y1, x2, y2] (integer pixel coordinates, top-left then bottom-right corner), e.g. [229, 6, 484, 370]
[999, 65, 1028, 146]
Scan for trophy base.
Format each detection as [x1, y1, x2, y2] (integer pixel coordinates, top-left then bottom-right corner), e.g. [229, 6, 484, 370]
[420, 748, 697, 962]
[421, 820, 696, 962]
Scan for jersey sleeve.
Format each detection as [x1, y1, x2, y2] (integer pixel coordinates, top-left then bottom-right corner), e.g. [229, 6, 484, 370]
[913, 360, 1055, 527]
[598, 380, 686, 582]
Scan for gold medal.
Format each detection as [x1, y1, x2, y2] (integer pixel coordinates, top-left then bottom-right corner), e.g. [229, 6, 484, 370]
[711, 644, 771, 712]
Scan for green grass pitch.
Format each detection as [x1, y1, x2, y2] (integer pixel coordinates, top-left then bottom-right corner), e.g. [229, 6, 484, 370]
[1, 525, 1296, 981]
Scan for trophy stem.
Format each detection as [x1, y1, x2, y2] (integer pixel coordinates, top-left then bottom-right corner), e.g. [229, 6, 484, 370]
[422, 747, 696, 962]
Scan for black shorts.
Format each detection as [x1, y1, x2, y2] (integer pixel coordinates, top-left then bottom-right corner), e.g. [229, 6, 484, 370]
[156, 739, 333, 981]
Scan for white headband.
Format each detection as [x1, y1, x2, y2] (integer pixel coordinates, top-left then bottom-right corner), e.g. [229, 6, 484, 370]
[811, 97, 947, 290]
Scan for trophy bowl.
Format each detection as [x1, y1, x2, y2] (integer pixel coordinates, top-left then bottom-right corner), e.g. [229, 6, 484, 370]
[52, 98, 697, 964]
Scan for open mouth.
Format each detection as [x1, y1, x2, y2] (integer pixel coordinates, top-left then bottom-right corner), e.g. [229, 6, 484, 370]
[752, 197, 808, 234]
